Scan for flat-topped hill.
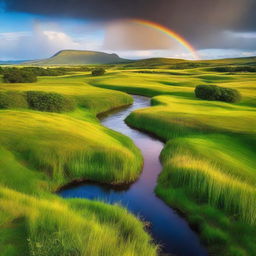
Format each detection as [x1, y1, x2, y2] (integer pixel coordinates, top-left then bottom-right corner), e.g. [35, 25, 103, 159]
[25, 50, 128, 65]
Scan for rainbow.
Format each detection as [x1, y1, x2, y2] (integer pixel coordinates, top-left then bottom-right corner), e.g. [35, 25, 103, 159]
[131, 19, 199, 60]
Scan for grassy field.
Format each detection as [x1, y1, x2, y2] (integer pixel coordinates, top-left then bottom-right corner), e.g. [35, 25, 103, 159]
[91, 65, 256, 255]
[0, 73, 157, 256]
[1, 59, 256, 255]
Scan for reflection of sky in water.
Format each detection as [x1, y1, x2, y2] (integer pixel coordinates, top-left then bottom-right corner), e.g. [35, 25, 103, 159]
[60, 95, 208, 256]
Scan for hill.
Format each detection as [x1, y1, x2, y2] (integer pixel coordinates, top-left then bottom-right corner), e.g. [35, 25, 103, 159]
[24, 50, 128, 65]
[121, 56, 256, 69]
[22, 50, 256, 68]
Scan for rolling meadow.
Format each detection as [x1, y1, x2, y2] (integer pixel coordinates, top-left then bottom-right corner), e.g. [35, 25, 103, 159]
[90, 59, 256, 256]
[0, 57, 256, 256]
[0, 71, 157, 256]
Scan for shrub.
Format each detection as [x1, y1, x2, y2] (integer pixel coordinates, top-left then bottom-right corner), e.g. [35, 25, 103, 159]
[3, 68, 37, 83]
[0, 91, 28, 109]
[212, 66, 256, 73]
[26, 91, 75, 112]
[22, 67, 67, 76]
[219, 87, 241, 103]
[91, 68, 105, 76]
[195, 85, 222, 101]
[0, 92, 9, 109]
[195, 84, 241, 103]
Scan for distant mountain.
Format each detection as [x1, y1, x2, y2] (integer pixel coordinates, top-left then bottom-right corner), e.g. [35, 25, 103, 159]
[24, 50, 129, 65]
[21, 51, 256, 67]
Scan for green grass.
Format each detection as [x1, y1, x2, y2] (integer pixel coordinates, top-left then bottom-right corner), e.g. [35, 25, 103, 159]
[0, 110, 142, 186]
[91, 67, 256, 255]
[0, 187, 157, 256]
[90, 68, 256, 106]
[127, 100, 256, 255]
[0, 73, 157, 256]
[1, 60, 256, 255]
[159, 134, 256, 223]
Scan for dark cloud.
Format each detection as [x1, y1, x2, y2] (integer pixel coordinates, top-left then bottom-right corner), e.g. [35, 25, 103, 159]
[3, 0, 256, 50]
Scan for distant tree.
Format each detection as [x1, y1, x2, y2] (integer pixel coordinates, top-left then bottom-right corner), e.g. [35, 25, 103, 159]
[213, 66, 256, 73]
[22, 67, 67, 76]
[195, 84, 241, 103]
[0, 66, 3, 74]
[91, 68, 106, 76]
[3, 68, 37, 83]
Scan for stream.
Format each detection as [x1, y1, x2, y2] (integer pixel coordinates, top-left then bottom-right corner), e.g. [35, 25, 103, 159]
[59, 95, 208, 256]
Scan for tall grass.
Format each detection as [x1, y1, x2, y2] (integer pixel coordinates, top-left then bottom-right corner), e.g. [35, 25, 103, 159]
[123, 82, 256, 255]
[1, 66, 256, 255]
[0, 109, 142, 188]
[126, 95, 256, 224]
[162, 153, 256, 224]
[90, 66, 256, 255]
[0, 73, 156, 256]
[0, 186, 157, 256]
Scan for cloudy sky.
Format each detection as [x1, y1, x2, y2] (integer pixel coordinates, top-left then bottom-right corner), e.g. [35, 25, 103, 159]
[0, 0, 256, 60]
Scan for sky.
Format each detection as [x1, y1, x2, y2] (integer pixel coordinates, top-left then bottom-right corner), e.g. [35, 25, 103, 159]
[0, 0, 256, 60]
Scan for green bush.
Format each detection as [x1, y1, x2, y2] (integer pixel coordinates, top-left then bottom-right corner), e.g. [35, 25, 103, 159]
[3, 68, 37, 83]
[195, 84, 241, 103]
[91, 68, 105, 76]
[213, 66, 256, 73]
[219, 87, 241, 103]
[26, 91, 75, 112]
[195, 85, 222, 101]
[0, 91, 28, 109]
[22, 67, 67, 76]
[0, 92, 9, 109]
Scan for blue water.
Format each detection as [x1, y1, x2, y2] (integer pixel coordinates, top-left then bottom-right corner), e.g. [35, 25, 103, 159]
[59, 95, 208, 256]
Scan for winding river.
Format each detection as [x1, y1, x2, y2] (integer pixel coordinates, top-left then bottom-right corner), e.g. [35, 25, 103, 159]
[59, 95, 208, 256]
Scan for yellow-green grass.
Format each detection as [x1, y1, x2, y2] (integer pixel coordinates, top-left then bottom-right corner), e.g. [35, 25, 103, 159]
[159, 134, 256, 223]
[0, 186, 157, 256]
[127, 95, 256, 137]
[1, 66, 256, 255]
[92, 69, 256, 255]
[0, 110, 143, 186]
[90, 69, 256, 107]
[125, 94, 256, 255]
[156, 134, 256, 255]
[0, 73, 157, 256]
[0, 73, 133, 114]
